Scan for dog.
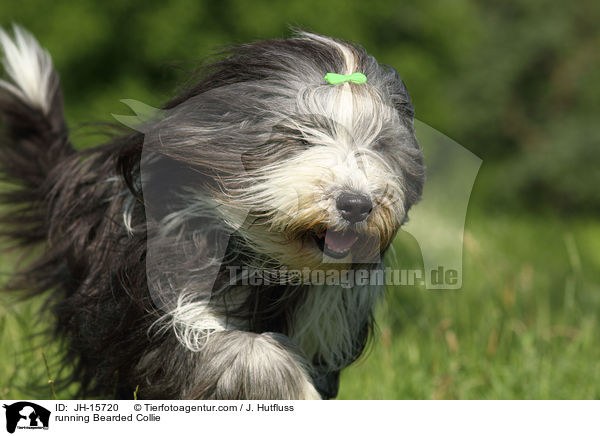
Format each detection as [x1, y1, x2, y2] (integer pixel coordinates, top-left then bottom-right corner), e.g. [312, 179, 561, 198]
[0, 26, 424, 399]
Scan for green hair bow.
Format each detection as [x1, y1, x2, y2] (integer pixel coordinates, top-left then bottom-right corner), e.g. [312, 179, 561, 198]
[324, 72, 367, 85]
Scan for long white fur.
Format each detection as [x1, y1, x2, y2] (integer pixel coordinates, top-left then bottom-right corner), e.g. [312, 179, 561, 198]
[307, 33, 356, 74]
[231, 334, 321, 400]
[0, 25, 53, 113]
[168, 294, 230, 351]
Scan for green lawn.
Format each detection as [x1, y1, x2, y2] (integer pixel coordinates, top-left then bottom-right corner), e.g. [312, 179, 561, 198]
[339, 212, 600, 399]
[1, 210, 599, 399]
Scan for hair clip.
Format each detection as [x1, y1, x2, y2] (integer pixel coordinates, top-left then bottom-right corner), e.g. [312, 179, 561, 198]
[324, 72, 367, 85]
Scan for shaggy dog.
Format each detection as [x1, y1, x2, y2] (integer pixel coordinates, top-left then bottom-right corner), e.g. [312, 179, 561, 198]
[0, 26, 424, 399]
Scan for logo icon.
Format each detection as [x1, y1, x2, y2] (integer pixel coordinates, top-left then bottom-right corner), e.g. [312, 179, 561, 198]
[3, 402, 50, 434]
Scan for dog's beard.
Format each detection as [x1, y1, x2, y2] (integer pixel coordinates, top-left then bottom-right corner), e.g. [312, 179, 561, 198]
[234, 209, 400, 270]
[216, 142, 406, 271]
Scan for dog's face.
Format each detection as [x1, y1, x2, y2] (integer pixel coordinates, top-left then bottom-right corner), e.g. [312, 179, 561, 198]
[143, 32, 424, 273]
[229, 85, 419, 270]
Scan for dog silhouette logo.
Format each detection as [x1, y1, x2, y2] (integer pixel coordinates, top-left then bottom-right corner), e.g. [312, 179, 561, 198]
[2, 402, 50, 433]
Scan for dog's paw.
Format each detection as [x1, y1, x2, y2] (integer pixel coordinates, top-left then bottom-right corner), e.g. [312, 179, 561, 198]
[186, 330, 321, 400]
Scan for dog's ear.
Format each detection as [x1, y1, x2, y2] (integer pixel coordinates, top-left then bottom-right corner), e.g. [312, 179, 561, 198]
[141, 86, 277, 177]
[384, 66, 415, 121]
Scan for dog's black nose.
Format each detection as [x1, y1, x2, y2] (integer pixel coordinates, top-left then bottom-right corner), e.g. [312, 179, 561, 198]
[336, 193, 372, 223]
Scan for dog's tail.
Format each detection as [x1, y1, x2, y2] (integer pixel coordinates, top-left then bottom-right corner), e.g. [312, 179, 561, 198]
[0, 25, 74, 252]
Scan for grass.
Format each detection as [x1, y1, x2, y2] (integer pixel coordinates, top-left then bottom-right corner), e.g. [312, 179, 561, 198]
[1, 209, 599, 399]
[338, 211, 600, 399]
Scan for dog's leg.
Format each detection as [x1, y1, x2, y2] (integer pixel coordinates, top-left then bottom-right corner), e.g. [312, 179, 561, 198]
[182, 330, 321, 400]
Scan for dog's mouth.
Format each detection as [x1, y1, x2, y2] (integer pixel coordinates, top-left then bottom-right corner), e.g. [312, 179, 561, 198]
[312, 228, 359, 259]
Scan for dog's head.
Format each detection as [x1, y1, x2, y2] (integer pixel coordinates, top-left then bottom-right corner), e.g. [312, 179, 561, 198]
[142, 32, 424, 272]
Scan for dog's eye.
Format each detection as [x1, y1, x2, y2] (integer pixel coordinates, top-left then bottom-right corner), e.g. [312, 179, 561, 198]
[299, 138, 310, 146]
[373, 139, 392, 151]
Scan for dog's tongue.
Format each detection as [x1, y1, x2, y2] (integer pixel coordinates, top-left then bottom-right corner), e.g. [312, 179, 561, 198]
[325, 229, 358, 252]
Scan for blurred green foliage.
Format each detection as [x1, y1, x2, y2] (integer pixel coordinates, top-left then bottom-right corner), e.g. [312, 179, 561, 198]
[1, 0, 598, 212]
